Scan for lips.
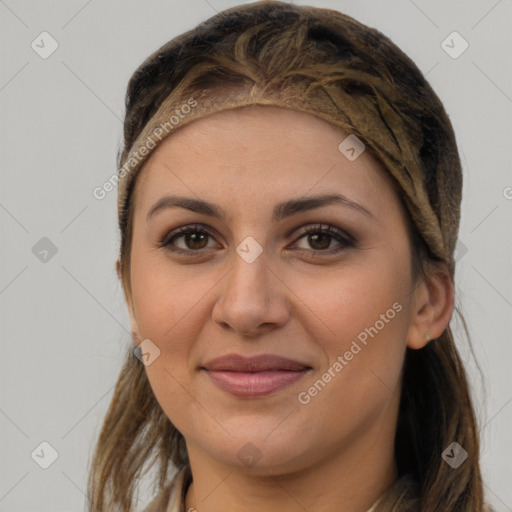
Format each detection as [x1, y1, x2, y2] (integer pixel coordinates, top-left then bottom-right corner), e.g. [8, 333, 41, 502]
[202, 353, 311, 372]
[200, 354, 312, 398]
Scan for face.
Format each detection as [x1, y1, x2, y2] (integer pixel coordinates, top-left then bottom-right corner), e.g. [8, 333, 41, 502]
[125, 105, 424, 475]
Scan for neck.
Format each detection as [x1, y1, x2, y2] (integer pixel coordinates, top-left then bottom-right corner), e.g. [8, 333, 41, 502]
[184, 419, 399, 512]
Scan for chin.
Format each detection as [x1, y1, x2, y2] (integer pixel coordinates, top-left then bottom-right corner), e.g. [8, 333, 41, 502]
[192, 429, 314, 475]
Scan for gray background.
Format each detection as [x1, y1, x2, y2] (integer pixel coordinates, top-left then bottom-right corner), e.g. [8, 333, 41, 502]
[1, 0, 511, 510]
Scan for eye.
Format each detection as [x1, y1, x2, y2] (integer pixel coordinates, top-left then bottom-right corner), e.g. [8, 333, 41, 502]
[159, 224, 218, 255]
[159, 223, 355, 256]
[291, 223, 354, 254]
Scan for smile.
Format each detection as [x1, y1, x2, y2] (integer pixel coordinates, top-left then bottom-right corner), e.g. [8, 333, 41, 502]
[200, 353, 313, 398]
[202, 368, 312, 398]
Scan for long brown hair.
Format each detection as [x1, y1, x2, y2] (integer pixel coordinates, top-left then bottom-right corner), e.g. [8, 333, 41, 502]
[86, 1, 486, 510]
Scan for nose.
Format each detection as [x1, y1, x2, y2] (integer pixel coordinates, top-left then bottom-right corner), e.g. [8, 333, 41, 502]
[211, 249, 291, 338]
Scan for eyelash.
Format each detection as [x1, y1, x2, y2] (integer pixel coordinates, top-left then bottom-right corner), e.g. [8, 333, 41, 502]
[158, 223, 355, 257]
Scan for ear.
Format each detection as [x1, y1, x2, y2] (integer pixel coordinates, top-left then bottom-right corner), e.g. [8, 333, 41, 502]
[116, 259, 141, 346]
[406, 261, 454, 350]
[115, 258, 122, 281]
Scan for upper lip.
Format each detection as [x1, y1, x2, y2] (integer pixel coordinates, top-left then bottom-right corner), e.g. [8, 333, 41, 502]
[201, 354, 312, 372]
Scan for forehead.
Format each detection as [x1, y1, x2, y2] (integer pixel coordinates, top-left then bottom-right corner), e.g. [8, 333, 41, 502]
[132, 105, 402, 219]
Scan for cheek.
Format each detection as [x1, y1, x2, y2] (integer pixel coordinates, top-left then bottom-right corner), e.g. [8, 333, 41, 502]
[129, 252, 210, 431]
[292, 260, 409, 407]
[130, 244, 208, 341]
[129, 249, 203, 392]
[292, 256, 408, 345]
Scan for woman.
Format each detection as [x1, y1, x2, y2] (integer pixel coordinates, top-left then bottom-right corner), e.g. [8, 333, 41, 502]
[86, 1, 493, 510]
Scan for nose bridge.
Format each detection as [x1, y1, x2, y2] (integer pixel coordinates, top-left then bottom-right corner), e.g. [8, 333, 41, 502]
[212, 239, 289, 335]
[226, 242, 272, 308]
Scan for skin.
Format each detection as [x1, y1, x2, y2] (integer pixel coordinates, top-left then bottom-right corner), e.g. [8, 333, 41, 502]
[116, 105, 454, 512]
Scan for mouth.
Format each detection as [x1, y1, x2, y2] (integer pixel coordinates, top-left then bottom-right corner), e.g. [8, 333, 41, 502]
[200, 353, 312, 398]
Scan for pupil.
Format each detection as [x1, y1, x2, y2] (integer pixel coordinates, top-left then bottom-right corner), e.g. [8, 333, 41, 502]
[310, 234, 330, 250]
[187, 233, 207, 250]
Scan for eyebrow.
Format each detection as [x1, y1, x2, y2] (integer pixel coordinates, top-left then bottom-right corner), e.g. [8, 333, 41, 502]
[146, 193, 377, 223]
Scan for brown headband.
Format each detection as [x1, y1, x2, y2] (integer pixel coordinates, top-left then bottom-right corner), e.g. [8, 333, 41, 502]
[117, 83, 460, 278]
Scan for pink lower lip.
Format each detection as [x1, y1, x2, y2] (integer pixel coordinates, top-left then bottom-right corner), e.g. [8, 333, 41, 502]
[203, 369, 311, 397]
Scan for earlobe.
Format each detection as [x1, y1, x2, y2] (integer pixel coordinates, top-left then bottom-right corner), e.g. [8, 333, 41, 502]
[130, 317, 141, 346]
[115, 259, 122, 281]
[127, 303, 141, 347]
[406, 262, 454, 350]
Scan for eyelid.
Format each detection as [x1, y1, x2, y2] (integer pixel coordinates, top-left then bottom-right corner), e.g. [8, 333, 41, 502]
[160, 223, 218, 249]
[159, 222, 355, 255]
[292, 223, 354, 244]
